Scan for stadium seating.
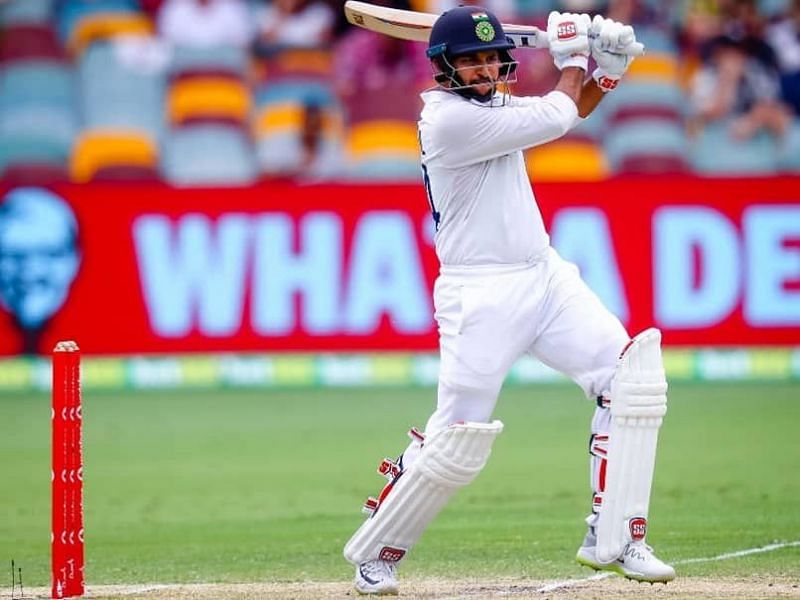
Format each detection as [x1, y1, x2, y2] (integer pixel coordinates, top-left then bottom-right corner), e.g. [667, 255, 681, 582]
[0, 24, 66, 63]
[690, 121, 780, 175]
[78, 41, 165, 139]
[601, 80, 686, 125]
[526, 136, 609, 181]
[345, 120, 420, 181]
[0, 0, 54, 25]
[169, 44, 250, 81]
[253, 99, 344, 177]
[57, 0, 152, 56]
[70, 130, 158, 182]
[625, 52, 680, 84]
[514, 0, 558, 17]
[1, 0, 799, 183]
[167, 74, 251, 127]
[0, 135, 71, 179]
[778, 120, 800, 173]
[161, 123, 258, 186]
[604, 119, 690, 174]
[0, 59, 77, 176]
[257, 47, 333, 84]
[252, 76, 343, 177]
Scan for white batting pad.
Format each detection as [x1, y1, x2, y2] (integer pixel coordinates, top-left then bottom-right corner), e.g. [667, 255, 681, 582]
[596, 328, 667, 564]
[343, 420, 503, 565]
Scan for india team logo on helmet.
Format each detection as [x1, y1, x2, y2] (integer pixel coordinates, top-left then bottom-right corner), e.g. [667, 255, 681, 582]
[474, 16, 495, 43]
[475, 20, 495, 42]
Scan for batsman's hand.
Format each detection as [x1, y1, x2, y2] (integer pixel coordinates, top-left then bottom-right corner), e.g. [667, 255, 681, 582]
[547, 11, 591, 72]
[590, 15, 638, 92]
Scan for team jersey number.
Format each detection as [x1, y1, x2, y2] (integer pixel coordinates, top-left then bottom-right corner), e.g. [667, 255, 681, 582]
[419, 132, 440, 230]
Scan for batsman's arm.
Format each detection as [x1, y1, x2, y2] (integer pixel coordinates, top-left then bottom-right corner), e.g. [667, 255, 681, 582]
[553, 67, 586, 106]
[577, 78, 606, 118]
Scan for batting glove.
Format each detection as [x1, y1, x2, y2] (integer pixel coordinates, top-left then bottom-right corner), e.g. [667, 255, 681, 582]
[590, 15, 637, 92]
[547, 11, 591, 72]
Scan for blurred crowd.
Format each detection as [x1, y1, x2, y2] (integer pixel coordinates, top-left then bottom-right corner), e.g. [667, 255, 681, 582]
[1, 0, 799, 186]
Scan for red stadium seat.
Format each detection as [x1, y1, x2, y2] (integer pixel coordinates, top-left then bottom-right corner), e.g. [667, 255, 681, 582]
[0, 25, 66, 63]
[1, 162, 69, 184]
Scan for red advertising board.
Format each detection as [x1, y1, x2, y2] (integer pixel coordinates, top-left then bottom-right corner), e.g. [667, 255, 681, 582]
[0, 177, 798, 355]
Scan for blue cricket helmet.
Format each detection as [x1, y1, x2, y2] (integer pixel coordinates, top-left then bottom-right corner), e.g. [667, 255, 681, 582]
[426, 6, 517, 79]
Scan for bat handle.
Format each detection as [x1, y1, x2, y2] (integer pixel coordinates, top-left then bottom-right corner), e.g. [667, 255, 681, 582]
[530, 31, 646, 56]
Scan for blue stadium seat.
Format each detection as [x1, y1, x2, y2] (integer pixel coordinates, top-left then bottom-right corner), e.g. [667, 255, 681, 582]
[169, 45, 249, 80]
[779, 119, 800, 173]
[78, 42, 165, 139]
[758, 0, 790, 18]
[604, 119, 689, 174]
[161, 124, 258, 186]
[345, 157, 421, 182]
[254, 80, 336, 111]
[600, 80, 685, 123]
[0, 0, 54, 25]
[0, 60, 74, 107]
[0, 60, 76, 173]
[690, 121, 779, 175]
[634, 26, 678, 55]
[515, 0, 557, 17]
[0, 135, 70, 175]
[1, 104, 76, 148]
[256, 132, 343, 179]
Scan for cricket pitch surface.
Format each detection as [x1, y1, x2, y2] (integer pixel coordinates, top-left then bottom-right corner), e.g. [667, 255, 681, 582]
[10, 576, 800, 599]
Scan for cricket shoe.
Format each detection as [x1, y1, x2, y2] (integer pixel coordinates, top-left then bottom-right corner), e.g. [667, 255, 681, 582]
[576, 537, 676, 583]
[354, 559, 399, 595]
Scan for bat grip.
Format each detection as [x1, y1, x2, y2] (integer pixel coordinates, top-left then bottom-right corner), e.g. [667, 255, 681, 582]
[537, 32, 646, 56]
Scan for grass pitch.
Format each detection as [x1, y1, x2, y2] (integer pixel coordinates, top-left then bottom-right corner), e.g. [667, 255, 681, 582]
[2, 381, 799, 590]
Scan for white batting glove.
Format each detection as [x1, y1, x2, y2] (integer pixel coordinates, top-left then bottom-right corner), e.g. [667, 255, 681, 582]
[590, 15, 636, 92]
[547, 11, 591, 72]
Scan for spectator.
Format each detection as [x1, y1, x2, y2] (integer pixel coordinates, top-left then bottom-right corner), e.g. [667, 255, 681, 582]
[689, 34, 792, 140]
[157, 0, 254, 48]
[256, 0, 335, 50]
[766, 0, 800, 114]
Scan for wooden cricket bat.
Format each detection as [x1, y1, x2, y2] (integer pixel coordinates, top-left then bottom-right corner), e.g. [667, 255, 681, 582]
[343, 1, 645, 55]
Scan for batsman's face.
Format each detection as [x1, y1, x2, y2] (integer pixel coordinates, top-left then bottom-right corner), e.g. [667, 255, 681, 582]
[452, 50, 501, 96]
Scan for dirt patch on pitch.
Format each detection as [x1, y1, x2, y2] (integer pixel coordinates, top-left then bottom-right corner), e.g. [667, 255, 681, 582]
[9, 576, 800, 599]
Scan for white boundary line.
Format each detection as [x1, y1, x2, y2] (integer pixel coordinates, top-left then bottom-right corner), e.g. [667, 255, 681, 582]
[535, 540, 800, 593]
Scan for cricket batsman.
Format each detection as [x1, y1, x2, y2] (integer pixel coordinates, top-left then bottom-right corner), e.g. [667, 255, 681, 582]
[343, 7, 676, 594]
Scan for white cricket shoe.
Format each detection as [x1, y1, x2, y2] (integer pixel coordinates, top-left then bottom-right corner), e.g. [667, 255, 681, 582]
[354, 559, 399, 595]
[576, 538, 676, 583]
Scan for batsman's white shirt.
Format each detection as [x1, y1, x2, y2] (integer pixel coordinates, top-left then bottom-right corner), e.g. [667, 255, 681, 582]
[413, 87, 630, 443]
[419, 88, 581, 267]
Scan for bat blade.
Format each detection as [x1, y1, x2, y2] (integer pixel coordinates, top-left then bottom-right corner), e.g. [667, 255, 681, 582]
[344, 0, 436, 43]
[343, 1, 644, 55]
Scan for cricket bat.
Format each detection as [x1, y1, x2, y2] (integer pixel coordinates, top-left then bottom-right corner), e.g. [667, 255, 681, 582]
[343, 1, 645, 55]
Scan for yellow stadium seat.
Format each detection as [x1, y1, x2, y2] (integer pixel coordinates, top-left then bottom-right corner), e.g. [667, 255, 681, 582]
[253, 101, 341, 139]
[347, 120, 419, 161]
[526, 140, 609, 182]
[70, 130, 157, 182]
[167, 77, 252, 126]
[68, 12, 153, 56]
[626, 53, 679, 83]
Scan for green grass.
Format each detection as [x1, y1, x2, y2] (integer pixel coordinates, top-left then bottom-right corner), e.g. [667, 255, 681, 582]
[2, 382, 799, 586]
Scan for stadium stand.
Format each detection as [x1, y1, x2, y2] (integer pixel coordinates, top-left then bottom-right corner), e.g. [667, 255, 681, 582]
[161, 122, 258, 185]
[0, 0, 799, 184]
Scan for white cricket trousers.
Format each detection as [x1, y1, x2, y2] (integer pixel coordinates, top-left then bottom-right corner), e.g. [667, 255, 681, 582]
[404, 247, 627, 505]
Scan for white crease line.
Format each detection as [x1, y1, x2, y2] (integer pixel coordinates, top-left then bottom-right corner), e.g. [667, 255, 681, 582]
[537, 572, 613, 593]
[676, 540, 800, 565]
[535, 539, 800, 593]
